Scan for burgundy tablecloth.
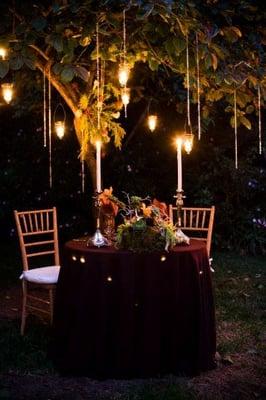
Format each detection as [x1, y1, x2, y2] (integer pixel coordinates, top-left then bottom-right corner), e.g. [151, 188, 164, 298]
[51, 239, 216, 378]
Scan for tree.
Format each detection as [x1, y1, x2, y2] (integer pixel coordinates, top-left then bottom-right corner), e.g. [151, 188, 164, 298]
[0, 0, 265, 188]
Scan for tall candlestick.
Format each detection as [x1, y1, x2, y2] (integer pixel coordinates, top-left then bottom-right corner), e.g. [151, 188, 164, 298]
[96, 140, 102, 192]
[176, 138, 183, 192]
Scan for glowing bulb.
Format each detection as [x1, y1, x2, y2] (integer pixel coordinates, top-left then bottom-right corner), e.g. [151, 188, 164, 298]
[118, 63, 130, 86]
[148, 115, 157, 132]
[0, 47, 7, 60]
[2, 83, 14, 104]
[54, 121, 65, 139]
[183, 133, 194, 154]
[121, 87, 130, 106]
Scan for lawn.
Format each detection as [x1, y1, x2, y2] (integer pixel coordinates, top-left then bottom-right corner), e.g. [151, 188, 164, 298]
[0, 241, 265, 400]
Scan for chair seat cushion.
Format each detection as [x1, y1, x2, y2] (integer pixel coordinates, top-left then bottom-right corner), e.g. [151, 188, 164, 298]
[20, 266, 60, 284]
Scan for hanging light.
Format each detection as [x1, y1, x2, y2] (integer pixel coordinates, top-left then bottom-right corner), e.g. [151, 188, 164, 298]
[118, 63, 130, 87]
[2, 83, 14, 104]
[121, 87, 130, 106]
[54, 103, 66, 139]
[148, 115, 157, 132]
[0, 47, 7, 60]
[183, 133, 194, 154]
[54, 121, 65, 139]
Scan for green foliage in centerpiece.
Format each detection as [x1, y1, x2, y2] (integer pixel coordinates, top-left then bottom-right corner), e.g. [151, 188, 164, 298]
[107, 193, 177, 252]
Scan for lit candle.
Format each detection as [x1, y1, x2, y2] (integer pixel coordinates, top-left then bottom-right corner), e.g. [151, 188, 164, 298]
[96, 140, 102, 192]
[176, 137, 183, 192]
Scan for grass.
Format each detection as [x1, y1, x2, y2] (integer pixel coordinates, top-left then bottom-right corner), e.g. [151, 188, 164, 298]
[0, 241, 265, 399]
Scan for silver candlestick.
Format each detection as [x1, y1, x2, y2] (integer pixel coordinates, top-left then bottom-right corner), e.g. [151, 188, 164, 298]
[87, 192, 109, 247]
[174, 190, 190, 245]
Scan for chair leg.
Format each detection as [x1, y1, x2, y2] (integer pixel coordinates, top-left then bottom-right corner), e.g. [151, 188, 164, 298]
[21, 280, 27, 335]
[49, 288, 54, 325]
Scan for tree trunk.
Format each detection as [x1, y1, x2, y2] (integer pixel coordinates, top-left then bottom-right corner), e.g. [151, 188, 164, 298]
[74, 116, 96, 191]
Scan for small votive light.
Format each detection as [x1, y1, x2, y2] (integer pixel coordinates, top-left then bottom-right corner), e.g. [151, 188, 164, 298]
[0, 47, 7, 60]
[72, 255, 77, 261]
[199, 270, 203, 275]
[2, 83, 14, 104]
[107, 276, 112, 282]
[118, 63, 130, 87]
[121, 87, 130, 106]
[80, 256, 86, 263]
[55, 120, 65, 139]
[148, 115, 157, 132]
[183, 133, 194, 154]
[160, 255, 166, 262]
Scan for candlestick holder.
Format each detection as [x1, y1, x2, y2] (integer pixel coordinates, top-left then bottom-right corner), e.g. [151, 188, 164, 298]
[87, 191, 109, 247]
[174, 190, 190, 245]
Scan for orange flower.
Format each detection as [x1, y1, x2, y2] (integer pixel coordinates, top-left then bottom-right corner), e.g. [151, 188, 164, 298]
[142, 203, 152, 217]
[99, 187, 119, 216]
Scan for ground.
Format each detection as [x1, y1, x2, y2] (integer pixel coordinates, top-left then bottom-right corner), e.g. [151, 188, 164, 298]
[0, 244, 265, 400]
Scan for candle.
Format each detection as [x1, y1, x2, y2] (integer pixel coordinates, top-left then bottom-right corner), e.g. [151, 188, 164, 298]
[96, 140, 102, 192]
[176, 137, 183, 192]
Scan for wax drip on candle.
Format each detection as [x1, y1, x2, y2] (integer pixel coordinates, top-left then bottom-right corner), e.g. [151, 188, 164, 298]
[96, 140, 102, 193]
[258, 85, 262, 155]
[234, 89, 238, 169]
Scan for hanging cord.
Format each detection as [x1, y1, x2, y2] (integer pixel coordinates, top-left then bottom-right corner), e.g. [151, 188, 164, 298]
[48, 68, 52, 187]
[43, 72, 47, 147]
[186, 33, 191, 130]
[258, 85, 262, 155]
[196, 33, 201, 140]
[123, 9, 126, 61]
[234, 89, 238, 169]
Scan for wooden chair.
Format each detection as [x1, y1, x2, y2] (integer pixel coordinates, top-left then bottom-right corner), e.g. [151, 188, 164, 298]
[14, 207, 60, 335]
[169, 205, 215, 258]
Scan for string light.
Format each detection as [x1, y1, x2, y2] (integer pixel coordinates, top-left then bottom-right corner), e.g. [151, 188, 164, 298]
[234, 89, 238, 169]
[43, 72, 47, 147]
[186, 34, 191, 130]
[1, 83, 14, 104]
[258, 85, 262, 155]
[148, 115, 157, 132]
[196, 33, 201, 140]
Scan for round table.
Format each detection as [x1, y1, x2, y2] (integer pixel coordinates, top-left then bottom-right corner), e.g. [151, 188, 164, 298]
[51, 239, 216, 378]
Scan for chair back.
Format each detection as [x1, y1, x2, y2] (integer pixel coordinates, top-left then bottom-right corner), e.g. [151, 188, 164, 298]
[169, 205, 215, 257]
[14, 207, 60, 271]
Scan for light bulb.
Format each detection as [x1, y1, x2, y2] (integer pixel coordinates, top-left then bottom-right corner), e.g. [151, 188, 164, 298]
[55, 121, 65, 139]
[148, 115, 157, 132]
[118, 63, 130, 87]
[0, 47, 7, 60]
[121, 87, 130, 106]
[2, 83, 14, 104]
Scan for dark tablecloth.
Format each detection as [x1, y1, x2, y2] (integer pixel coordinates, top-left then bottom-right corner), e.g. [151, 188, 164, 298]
[51, 239, 216, 378]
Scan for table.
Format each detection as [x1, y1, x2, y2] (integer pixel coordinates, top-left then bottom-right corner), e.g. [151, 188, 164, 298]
[51, 239, 216, 378]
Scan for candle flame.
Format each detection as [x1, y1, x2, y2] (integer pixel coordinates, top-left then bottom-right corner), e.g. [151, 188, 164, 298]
[0, 47, 7, 60]
[118, 63, 130, 87]
[2, 83, 13, 104]
[55, 121, 65, 139]
[148, 115, 157, 132]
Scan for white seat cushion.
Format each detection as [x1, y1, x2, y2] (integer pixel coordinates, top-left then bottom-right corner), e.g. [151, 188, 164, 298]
[20, 266, 60, 284]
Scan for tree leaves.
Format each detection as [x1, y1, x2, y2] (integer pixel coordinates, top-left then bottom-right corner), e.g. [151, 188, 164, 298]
[60, 65, 75, 82]
[31, 17, 47, 32]
[0, 60, 9, 78]
[9, 55, 24, 70]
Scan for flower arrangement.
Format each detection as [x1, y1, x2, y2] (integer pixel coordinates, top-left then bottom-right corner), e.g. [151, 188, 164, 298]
[102, 190, 177, 252]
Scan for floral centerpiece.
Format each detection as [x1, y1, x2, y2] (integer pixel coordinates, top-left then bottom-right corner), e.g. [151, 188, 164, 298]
[101, 189, 178, 252]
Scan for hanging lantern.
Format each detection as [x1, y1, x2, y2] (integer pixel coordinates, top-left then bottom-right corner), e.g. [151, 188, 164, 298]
[0, 47, 7, 60]
[121, 87, 130, 106]
[183, 133, 194, 154]
[54, 103, 66, 139]
[148, 115, 157, 132]
[2, 83, 14, 104]
[118, 63, 130, 87]
[54, 121, 65, 139]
